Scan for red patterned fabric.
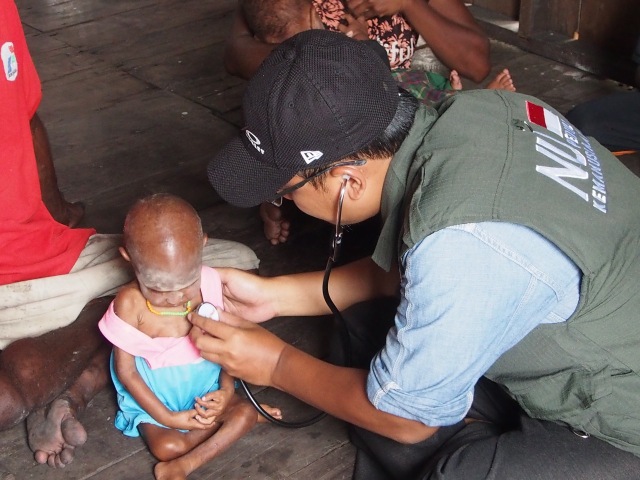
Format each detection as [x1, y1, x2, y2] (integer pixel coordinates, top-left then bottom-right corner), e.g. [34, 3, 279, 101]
[313, 0, 419, 69]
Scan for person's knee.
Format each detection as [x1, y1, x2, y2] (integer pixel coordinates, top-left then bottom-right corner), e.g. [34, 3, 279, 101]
[0, 372, 30, 428]
[0, 338, 50, 404]
[226, 399, 258, 430]
[149, 435, 190, 462]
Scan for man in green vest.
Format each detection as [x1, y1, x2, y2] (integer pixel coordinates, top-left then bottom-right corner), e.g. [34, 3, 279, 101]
[195, 29, 640, 479]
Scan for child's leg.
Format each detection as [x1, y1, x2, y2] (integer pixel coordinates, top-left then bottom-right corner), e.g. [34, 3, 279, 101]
[139, 423, 221, 463]
[148, 396, 281, 480]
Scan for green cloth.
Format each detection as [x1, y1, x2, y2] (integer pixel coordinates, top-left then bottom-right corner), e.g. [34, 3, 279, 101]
[391, 68, 455, 108]
[374, 89, 640, 456]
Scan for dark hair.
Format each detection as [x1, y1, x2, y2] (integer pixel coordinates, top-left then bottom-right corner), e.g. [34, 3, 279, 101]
[241, 0, 311, 44]
[299, 89, 419, 185]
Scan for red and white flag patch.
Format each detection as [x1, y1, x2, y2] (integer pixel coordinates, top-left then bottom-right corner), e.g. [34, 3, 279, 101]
[526, 101, 563, 137]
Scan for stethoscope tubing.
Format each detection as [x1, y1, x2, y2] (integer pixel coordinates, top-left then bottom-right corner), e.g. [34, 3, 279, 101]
[241, 178, 352, 427]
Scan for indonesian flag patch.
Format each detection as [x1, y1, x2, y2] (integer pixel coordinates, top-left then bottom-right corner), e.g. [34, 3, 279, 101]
[526, 101, 562, 137]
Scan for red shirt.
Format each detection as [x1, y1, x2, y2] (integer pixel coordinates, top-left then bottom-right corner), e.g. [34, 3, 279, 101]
[0, 0, 94, 284]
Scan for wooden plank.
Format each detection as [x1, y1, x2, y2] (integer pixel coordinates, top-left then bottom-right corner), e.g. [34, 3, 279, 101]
[472, 0, 521, 19]
[289, 444, 356, 480]
[518, 0, 580, 38]
[579, 0, 640, 57]
[16, 0, 158, 32]
[471, 5, 639, 85]
[42, 89, 238, 202]
[48, 0, 236, 52]
[129, 41, 248, 115]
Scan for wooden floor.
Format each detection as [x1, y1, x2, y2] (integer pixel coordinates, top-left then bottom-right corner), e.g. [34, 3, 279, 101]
[2, 0, 639, 478]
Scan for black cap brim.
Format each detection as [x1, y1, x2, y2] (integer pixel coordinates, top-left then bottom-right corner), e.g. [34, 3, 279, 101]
[208, 135, 294, 208]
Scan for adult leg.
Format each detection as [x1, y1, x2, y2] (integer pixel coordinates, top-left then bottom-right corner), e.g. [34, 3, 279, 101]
[350, 377, 640, 480]
[0, 296, 113, 467]
[349, 378, 516, 480]
[0, 296, 112, 429]
[339, 301, 640, 480]
[27, 339, 111, 467]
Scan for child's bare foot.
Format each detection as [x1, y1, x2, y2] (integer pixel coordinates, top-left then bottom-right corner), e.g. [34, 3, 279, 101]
[154, 461, 187, 480]
[485, 68, 516, 91]
[26, 398, 87, 468]
[259, 202, 290, 245]
[449, 70, 463, 90]
[256, 404, 282, 423]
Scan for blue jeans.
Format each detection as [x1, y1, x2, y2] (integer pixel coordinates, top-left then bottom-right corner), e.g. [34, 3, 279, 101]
[342, 299, 640, 480]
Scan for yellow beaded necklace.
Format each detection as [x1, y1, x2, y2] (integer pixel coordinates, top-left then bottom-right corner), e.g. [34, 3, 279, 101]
[145, 300, 193, 317]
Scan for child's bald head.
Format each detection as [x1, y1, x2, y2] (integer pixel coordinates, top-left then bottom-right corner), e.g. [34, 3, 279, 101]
[123, 193, 204, 292]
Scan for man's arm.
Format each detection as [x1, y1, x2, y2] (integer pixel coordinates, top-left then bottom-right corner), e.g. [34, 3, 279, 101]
[190, 312, 437, 443]
[403, 0, 490, 82]
[218, 256, 399, 322]
[348, 0, 491, 82]
[223, 6, 277, 80]
[275, 344, 439, 443]
[30, 112, 80, 226]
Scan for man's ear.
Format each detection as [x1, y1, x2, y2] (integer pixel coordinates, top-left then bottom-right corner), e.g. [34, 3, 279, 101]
[202, 233, 208, 248]
[119, 246, 132, 263]
[331, 165, 365, 199]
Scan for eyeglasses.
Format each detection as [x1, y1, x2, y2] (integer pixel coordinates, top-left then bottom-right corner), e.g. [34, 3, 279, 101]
[269, 159, 367, 206]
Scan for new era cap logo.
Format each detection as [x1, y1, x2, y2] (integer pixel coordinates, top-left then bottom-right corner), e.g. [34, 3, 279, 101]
[301, 151, 323, 164]
[245, 130, 264, 154]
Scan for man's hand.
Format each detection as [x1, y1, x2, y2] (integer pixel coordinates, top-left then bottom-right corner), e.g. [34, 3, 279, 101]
[189, 308, 287, 386]
[338, 13, 370, 40]
[217, 268, 278, 322]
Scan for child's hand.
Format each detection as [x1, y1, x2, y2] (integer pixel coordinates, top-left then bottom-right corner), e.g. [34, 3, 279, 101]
[166, 409, 216, 430]
[194, 388, 234, 421]
[338, 12, 369, 41]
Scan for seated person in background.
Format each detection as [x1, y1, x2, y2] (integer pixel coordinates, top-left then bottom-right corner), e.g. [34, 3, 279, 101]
[0, 0, 260, 473]
[99, 194, 280, 480]
[226, 0, 492, 83]
[240, 0, 514, 245]
[565, 34, 640, 155]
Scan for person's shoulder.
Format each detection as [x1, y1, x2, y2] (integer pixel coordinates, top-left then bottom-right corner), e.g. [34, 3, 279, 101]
[113, 282, 144, 326]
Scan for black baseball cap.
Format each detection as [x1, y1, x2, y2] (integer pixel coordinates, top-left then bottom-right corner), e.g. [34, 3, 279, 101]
[208, 29, 399, 208]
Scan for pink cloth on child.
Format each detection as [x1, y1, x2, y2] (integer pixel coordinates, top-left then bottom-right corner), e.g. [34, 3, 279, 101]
[98, 266, 223, 369]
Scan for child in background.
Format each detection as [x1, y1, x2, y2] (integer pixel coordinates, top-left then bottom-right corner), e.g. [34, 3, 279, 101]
[99, 193, 280, 480]
[241, 0, 515, 245]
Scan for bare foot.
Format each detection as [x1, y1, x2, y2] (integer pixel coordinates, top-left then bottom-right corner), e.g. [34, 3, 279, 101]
[259, 202, 290, 245]
[26, 398, 87, 468]
[154, 461, 186, 480]
[449, 70, 463, 91]
[256, 404, 282, 423]
[485, 68, 516, 91]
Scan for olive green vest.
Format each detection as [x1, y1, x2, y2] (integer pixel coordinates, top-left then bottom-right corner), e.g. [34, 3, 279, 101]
[373, 90, 640, 455]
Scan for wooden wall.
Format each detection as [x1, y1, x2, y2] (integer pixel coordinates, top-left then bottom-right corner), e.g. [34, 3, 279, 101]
[469, 0, 640, 84]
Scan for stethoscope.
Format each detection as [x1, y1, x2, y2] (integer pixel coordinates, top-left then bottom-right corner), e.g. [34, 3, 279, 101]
[239, 176, 353, 428]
